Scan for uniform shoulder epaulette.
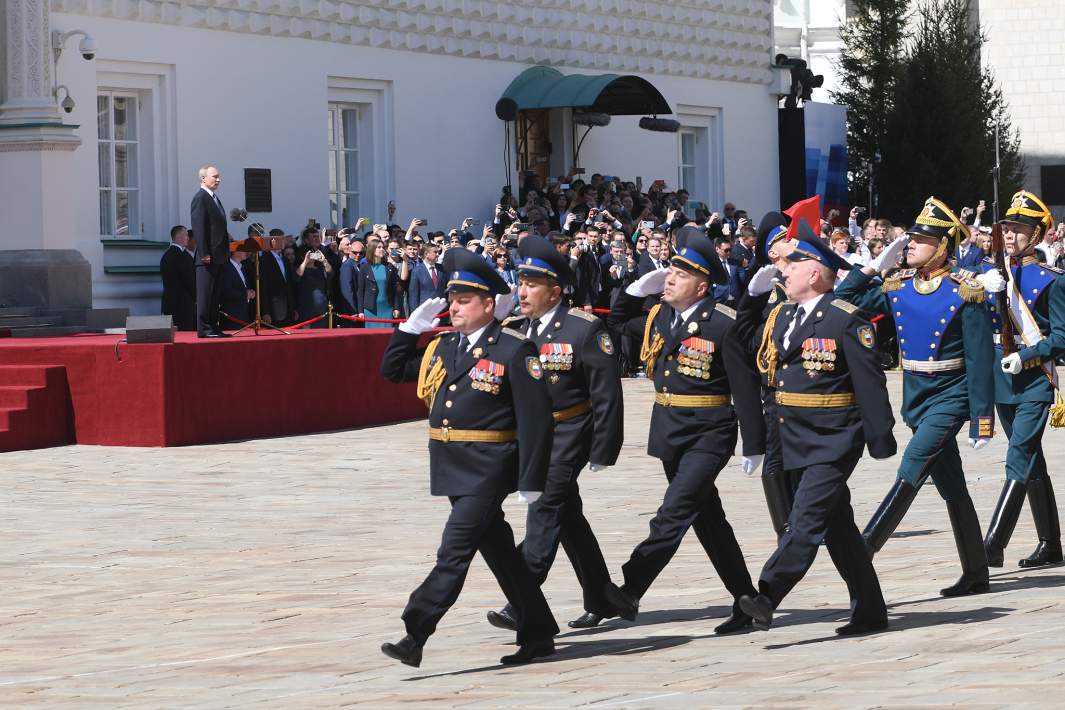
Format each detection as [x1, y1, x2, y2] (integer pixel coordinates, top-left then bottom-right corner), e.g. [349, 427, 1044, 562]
[831, 298, 859, 315]
[881, 268, 916, 293]
[714, 303, 736, 320]
[954, 267, 977, 280]
[1043, 263, 1065, 275]
[567, 308, 598, 323]
[949, 272, 986, 303]
[500, 327, 528, 341]
[500, 315, 526, 328]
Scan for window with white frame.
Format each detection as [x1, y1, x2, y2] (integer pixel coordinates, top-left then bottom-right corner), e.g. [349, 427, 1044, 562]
[97, 92, 142, 237]
[679, 129, 698, 196]
[327, 104, 361, 228]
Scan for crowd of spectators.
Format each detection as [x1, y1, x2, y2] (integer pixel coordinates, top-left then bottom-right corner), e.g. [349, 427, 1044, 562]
[160, 169, 1065, 362]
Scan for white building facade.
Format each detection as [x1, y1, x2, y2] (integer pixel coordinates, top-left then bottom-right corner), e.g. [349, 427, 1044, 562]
[0, 0, 783, 315]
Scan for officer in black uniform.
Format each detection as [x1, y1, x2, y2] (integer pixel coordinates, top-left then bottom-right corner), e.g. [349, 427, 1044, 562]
[486, 236, 625, 631]
[738, 211, 803, 540]
[738, 222, 897, 636]
[378, 248, 559, 667]
[604, 226, 766, 635]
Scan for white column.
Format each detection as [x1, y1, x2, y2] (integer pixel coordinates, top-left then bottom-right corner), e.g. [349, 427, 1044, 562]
[0, 0, 64, 126]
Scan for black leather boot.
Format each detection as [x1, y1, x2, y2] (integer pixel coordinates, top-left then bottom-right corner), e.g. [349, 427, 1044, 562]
[1020, 476, 1064, 568]
[762, 469, 794, 541]
[983, 480, 1026, 567]
[863, 479, 919, 557]
[941, 495, 991, 597]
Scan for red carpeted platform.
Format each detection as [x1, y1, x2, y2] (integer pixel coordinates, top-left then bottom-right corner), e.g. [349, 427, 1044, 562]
[0, 329, 431, 450]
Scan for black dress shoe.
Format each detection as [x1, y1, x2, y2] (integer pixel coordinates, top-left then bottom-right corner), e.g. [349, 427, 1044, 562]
[198, 331, 222, 338]
[603, 583, 638, 621]
[568, 611, 611, 629]
[487, 606, 518, 632]
[380, 634, 423, 667]
[713, 610, 753, 635]
[1019, 540, 1064, 568]
[213, 330, 233, 338]
[500, 639, 554, 665]
[835, 619, 888, 636]
[940, 573, 990, 597]
[738, 594, 774, 631]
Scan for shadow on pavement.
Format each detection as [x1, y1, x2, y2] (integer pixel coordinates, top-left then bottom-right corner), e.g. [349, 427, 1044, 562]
[557, 604, 734, 638]
[404, 633, 709, 680]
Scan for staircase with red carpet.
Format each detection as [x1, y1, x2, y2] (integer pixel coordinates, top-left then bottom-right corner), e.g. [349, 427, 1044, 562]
[0, 365, 72, 452]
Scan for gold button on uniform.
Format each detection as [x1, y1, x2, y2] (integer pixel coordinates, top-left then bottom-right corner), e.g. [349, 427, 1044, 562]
[445, 401, 453, 408]
[442, 418, 449, 426]
[449, 384, 457, 391]
[664, 370, 670, 376]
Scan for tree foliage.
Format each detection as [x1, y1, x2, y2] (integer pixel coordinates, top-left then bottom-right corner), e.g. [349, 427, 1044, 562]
[834, 0, 1024, 221]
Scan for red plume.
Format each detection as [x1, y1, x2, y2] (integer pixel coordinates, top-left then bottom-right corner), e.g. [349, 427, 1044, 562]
[783, 196, 821, 241]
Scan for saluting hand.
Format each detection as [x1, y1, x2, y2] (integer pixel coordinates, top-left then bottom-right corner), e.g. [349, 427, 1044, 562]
[625, 267, 668, 297]
[869, 235, 908, 272]
[398, 296, 446, 335]
[747, 265, 778, 296]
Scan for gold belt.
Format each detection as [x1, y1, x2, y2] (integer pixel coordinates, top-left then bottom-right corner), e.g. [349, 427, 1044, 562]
[776, 392, 857, 408]
[654, 392, 731, 408]
[553, 400, 592, 423]
[429, 427, 516, 443]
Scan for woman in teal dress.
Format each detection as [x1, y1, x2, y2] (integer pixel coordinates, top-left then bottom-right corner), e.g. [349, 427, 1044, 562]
[357, 239, 400, 328]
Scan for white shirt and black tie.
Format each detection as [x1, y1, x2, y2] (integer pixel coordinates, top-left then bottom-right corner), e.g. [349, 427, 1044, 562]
[527, 304, 561, 339]
[782, 296, 821, 350]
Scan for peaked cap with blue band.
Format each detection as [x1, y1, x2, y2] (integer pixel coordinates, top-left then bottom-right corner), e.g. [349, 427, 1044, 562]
[516, 235, 575, 288]
[756, 211, 790, 267]
[785, 219, 853, 272]
[442, 246, 510, 295]
[670, 227, 728, 284]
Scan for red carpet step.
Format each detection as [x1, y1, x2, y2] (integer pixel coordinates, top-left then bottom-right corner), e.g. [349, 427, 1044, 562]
[0, 365, 72, 452]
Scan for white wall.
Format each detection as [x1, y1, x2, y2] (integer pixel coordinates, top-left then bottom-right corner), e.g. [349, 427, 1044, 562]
[46, 12, 779, 312]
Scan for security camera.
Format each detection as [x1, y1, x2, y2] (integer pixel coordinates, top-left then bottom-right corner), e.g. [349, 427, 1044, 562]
[79, 35, 96, 60]
[61, 95, 75, 113]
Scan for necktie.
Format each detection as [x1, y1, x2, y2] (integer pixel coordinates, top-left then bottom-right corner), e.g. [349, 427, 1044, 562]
[430, 266, 437, 289]
[783, 307, 806, 351]
[454, 335, 470, 369]
[214, 194, 223, 212]
[670, 314, 684, 339]
[528, 319, 541, 338]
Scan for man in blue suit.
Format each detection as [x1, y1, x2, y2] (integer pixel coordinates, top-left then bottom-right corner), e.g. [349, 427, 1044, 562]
[955, 226, 985, 269]
[407, 243, 446, 311]
[711, 236, 747, 307]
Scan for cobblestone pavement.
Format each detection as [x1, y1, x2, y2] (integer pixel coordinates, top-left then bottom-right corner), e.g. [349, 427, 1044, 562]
[2, 374, 1064, 708]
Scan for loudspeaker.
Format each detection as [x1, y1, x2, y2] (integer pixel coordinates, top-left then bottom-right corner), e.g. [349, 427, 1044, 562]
[125, 315, 175, 343]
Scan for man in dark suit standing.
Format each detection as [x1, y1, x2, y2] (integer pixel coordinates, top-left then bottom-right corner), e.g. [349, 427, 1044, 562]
[257, 227, 294, 326]
[955, 226, 985, 269]
[219, 250, 255, 325]
[711, 237, 746, 308]
[160, 225, 197, 331]
[190, 165, 230, 337]
[406, 243, 446, 311]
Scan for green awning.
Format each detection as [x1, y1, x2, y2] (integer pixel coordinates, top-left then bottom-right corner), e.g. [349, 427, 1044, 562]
[495, 66, 671, 120]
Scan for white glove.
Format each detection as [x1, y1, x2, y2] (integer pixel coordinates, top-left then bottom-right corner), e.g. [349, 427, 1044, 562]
[747, 265, 778, 296]
[398, 296, 446, 335]
[869, 236, 908, 272]
[969, 438, 991, 451]
[977, 270, 1007, 293]
[493, 287, 516, 320]
[517, 490, 541, 504]
[625, 268, 669, 297]
[1001, 352, 1023, 375]
[589, 463, 609, 472]
[741, 454, 764, 476]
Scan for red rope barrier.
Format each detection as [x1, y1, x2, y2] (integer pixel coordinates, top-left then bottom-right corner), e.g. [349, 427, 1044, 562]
[288, 313, 328, 329]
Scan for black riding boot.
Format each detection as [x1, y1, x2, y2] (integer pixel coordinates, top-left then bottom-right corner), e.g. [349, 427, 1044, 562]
[983, 480, 1027, 568]
[1019, 476, 1064, 568]
[862, 479, 919, 557]
[762, 469, 794, 541]
[941, 495, 991, 597]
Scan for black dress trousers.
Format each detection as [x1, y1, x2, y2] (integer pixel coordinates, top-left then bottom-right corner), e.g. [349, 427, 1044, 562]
[757, 445, 887, 624]
[621, 447, 756, 602]
[196, 261, 225, 333]
[401, 494, 558, 645]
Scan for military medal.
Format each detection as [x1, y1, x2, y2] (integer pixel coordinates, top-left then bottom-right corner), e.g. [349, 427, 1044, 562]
[469, 359, 505, 394]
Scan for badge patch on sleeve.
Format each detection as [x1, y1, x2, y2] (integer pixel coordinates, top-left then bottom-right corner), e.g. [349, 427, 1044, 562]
[597, 332, 615, 355]
[526, 356, 543, 379]
[858, 325, 876, 349]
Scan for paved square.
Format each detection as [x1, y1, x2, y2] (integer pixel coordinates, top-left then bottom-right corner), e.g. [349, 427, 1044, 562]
[2, 374, 1064, 707]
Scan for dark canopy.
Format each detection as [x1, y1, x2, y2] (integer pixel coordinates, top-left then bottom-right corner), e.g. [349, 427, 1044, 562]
[495, 66, 672, 121]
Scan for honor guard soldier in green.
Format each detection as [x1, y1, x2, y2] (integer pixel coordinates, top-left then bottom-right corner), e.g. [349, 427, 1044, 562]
[739, 224, 896, 635]
[605, 226, 766, 635]
[378, 247, 559, 667]
[737, 211, 803, 541]
[485, 236, 625, 631]
[978, 190, 1065, 568]
[835, 197, 996, 597]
